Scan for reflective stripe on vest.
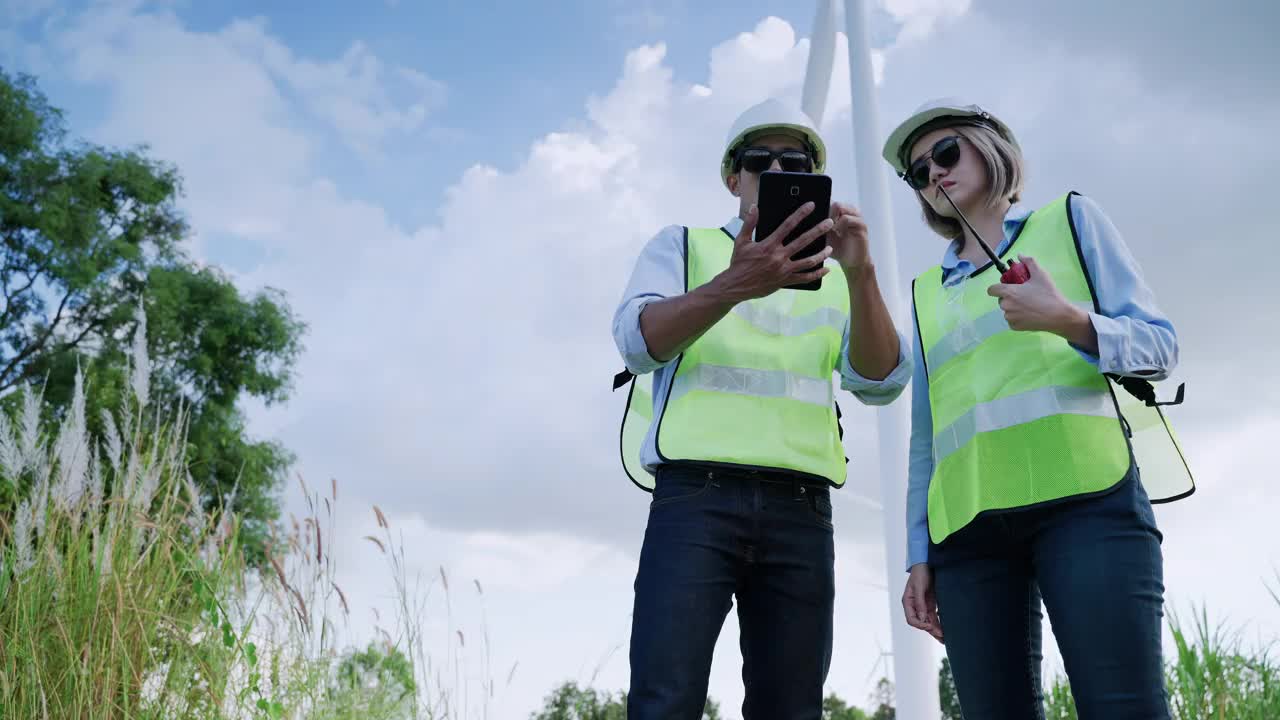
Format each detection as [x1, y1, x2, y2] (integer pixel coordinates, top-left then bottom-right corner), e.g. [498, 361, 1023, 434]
[932, 384, 1117, 467]
[731, 303, 846, 337]
[668, 364, 835, 409]
[615, 225, 851, 488]
[925, 301, 1094, 371]
[912, 192, 1134, 543]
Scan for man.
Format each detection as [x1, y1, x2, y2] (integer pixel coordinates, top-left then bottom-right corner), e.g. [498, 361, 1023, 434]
[611, 98, 911, 719]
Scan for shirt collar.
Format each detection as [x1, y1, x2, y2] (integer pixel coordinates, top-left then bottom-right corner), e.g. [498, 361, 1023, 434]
[940, 203, 1033, 272]
[724, 216, 744, 237]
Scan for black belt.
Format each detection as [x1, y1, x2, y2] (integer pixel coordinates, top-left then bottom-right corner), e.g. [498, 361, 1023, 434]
[664, 461, 830, 489]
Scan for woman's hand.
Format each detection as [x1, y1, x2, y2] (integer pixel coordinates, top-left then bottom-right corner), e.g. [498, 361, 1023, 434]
[902, 563, 944, 644]
[987, 255, 1098, 353]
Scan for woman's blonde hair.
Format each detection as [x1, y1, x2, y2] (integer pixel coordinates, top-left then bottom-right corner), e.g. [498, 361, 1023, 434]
[906, 118, 1025, 243]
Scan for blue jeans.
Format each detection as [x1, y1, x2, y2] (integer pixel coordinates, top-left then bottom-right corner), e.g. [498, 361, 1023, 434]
[627, 463, 836, 720]
[931, 464, 1171, 719]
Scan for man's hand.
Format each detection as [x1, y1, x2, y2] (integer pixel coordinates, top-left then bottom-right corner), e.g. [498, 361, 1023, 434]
[637, 203, 830, 361]
[708, 203, 834, 303]
[828, 202, 872, 270]
[902, 564, 944, 644]
[827, 201, 900, 380]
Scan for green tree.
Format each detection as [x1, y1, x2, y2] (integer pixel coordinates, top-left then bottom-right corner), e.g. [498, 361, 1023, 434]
[0, 68, 304, 564]
[938, 657, 964, 720]
[824, 691, 871, 719]
[1043, 676, 1078, 720]
[870, 677, 895, 720]
[531, 681, 720, 720]
[530, 682, 625, 720]
[322, 642, 417, 719]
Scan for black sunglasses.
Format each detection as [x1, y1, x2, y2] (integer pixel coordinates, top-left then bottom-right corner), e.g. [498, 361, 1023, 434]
[734, 146, 814, 174]
[903, 135, 962, 190]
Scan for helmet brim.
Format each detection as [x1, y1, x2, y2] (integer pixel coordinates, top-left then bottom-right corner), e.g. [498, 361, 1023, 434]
[882, 106, 1018, 176]
[721, 122, 828, 188]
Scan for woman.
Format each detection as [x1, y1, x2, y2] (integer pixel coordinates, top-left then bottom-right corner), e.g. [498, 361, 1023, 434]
[881, 98, 1183, 719]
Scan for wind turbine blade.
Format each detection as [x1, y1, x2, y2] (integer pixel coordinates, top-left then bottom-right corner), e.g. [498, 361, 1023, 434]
[801, 0, 838, 125]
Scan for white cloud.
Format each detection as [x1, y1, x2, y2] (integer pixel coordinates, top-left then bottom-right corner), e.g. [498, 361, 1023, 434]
[878, 0, 971, 43]
[707, 17, 810, 109]
[243, 29, 447, 159]
[48, 6, 312, 262]
[975, 0, 1276, 107]
[53, 3, 443, 174]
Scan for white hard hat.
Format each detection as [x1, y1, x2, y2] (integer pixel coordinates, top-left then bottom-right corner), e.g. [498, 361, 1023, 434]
[721, 98, 827, 188]
[881, 97, 1020, 177]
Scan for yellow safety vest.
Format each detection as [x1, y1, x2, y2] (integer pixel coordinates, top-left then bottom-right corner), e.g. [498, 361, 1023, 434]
[616, 226, 851, 489]
[911, 191, 1194, 543]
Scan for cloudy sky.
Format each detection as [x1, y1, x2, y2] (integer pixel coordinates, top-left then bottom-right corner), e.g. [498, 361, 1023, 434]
[3, 0, 1278, 716]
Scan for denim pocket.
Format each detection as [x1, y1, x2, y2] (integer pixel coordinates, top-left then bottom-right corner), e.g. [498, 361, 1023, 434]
[807, 490, 834, 529]
[1128, 468, 1162, 538]
[651, 467, 714, 507]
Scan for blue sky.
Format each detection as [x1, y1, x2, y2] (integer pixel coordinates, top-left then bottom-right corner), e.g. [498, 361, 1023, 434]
[3, 1, 1278, 717]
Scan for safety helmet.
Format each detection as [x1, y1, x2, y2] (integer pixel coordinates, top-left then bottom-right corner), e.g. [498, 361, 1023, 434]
[881, 97, 1020, 178]
[720, 98, 827, 189]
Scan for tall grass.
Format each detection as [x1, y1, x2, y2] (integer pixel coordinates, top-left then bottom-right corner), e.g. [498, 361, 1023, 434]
[1042, 590, 1280, 719]
[1164, 601, 1280, 718]
[0, 305, 498, 719]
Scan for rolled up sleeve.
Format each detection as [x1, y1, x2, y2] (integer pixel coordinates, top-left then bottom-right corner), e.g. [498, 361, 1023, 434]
[612, 225, 687, 375]
[1068, 195, 1179, 380]
[837, 324, 913, 405]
